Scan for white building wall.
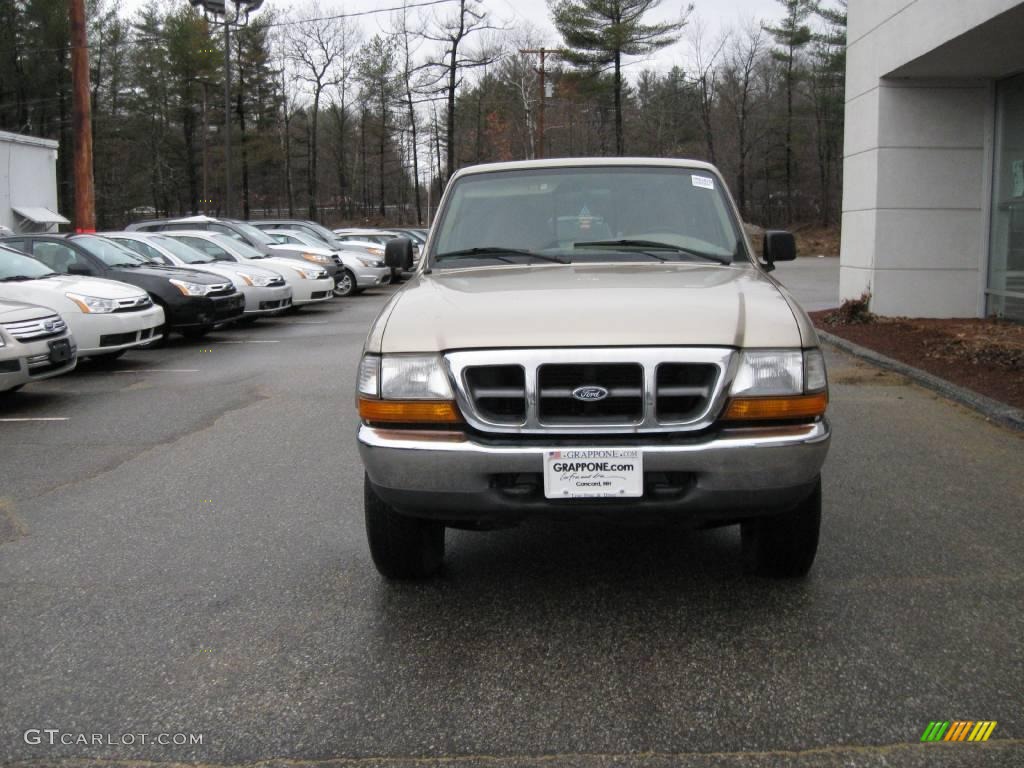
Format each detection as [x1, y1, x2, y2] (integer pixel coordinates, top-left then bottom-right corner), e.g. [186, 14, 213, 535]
[0, 131, 62, 233]
[841, 0, 1022, 317]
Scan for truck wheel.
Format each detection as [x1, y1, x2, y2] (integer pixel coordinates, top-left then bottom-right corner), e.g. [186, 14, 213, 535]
[364, 475, 445, 579]
[741, 477, 821, 578]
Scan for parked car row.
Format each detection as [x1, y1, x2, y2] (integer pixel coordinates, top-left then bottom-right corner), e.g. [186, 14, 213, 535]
[0, 217, 401, 394]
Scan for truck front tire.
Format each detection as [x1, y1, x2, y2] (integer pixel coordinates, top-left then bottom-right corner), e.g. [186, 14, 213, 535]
[741, 477, 821, 578]
[364, 476, 445, 580]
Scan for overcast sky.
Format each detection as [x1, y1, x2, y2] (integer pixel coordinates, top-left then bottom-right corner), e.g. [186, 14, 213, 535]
[124, 0, 790, 73]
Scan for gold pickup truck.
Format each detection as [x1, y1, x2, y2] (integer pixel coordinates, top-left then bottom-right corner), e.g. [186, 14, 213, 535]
[356, 158, 831, 580]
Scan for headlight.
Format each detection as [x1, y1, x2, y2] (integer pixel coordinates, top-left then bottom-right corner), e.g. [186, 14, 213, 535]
[357, 257, 384, 268]
[289, 266, 323, 279]
[724, 349, 828, 421]
[357, 354, 380, 397]
[730, 350, 804, 396]
[301, 252, 330, 264]
[356, 353, 461, 424]
[169, 279, 215, 296]
[367, 246, 385, 257]
[237, 272, 275, 287]
[65, 292, 117, 314]
[381, 355, 453, 400]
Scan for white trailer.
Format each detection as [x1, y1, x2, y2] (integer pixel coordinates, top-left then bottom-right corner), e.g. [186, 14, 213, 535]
[0, 129, 69, 235]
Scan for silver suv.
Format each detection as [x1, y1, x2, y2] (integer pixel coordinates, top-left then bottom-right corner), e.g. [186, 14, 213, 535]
[356, 159, 831, 580]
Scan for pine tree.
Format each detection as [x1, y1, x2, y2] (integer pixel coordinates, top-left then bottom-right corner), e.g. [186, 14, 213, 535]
[550, 0, 690, 156]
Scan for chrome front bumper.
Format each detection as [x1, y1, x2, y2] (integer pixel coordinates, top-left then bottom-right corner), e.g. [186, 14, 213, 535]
[359, 420, 831, 522]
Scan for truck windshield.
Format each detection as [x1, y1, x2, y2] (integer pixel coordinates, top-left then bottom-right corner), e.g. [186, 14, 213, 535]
[431, 166, 747, 267]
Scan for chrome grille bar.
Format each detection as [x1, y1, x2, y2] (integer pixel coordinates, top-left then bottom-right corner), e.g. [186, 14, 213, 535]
[445, 348, 736, 435]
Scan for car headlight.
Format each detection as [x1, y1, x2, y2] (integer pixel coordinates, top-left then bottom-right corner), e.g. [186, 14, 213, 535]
[723, 349, 828, 421]
[237, 272, 275, 287]
[356, 257, 384, 268]
[65, 292, 117, 313]
[356, 353, 461, 424]
[289, 266, 324, 279]
[367, 246, 385, 258]
[301, 252, 330, 264]
[169, 279, 216, 296]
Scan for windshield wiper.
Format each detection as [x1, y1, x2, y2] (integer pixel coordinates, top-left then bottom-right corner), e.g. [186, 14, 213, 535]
[436, 247, 569, 265]
[37, 272, 64, 278]
[0, 275, 32, 282]
[573, 239, 730, 265]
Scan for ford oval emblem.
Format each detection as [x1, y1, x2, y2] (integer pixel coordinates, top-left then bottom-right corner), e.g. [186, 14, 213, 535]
[44, 319, 57, 332]
[572, 385, 609, 402]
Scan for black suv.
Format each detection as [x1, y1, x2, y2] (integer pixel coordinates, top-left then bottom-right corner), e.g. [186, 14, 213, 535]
[0, 234, 245, 339]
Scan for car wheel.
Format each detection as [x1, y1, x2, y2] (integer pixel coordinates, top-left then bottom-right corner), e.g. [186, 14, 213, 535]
[741, 477, 821, 578]
[180, 327, 209, 340]
[364, 475, 445, 580]
[334, 269, 356, 297]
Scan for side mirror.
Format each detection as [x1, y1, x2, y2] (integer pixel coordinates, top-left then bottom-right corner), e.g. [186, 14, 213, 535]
[67, 263, 93, 276]
[762, 230, 797, 272]
[384, 237, 414, 270]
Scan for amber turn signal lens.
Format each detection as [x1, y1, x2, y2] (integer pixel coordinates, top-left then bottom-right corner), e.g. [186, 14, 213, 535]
[358, 398, 462, 424]
[723, 392, 828, 421]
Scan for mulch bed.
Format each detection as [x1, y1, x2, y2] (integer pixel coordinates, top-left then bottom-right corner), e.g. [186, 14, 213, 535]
[809, 310, 1024, 410]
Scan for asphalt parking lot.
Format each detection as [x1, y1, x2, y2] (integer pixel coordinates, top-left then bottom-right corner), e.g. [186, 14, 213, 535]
[1, 279, 1021, 767]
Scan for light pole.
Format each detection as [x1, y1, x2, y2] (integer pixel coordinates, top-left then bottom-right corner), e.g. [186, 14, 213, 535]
[190, 0, 263, 218]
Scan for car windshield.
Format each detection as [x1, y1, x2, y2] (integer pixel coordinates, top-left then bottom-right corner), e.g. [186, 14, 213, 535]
[73, 236, 148, 267]
[302, 221, 343, 246]
[0, 246, 56, 279]
[273, 231, 316, 247]
[431, 166, 747, 267]
[228, 220, 276, 246]
[152, 235, 218, 264]
[212, 233, 265, 259]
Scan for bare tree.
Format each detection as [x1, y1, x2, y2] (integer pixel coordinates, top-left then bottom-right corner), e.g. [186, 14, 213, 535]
[721, 21, 767, 220]
[687, 16, 728, 166]
[390, 2, 430, 224]
[425, 0, 495, 184]
[287, 2, 347, 220]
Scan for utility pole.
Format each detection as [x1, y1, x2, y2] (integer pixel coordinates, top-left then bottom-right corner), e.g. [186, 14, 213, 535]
[519, 48, 547, 159]
[202, 82, 209, 214]
[69, 0, 95, 232]
[223, 7, 232, 217]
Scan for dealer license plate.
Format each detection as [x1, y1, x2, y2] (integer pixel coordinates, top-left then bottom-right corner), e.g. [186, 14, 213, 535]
[543, 448, 643, 499]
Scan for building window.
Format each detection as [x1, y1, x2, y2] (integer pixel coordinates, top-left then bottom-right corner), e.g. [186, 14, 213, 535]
[989, 74, 1024, 320]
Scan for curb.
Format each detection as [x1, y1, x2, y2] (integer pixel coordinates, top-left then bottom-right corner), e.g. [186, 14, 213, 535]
[816, 329, 1024, 432]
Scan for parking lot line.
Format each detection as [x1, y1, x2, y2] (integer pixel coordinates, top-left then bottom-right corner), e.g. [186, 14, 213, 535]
[0, 417, 70, 422]
[212, 340, 281, 344]
[112, 369, 200, 373]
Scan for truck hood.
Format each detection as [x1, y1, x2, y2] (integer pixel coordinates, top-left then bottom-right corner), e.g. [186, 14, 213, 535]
[377, 263, 804, 352]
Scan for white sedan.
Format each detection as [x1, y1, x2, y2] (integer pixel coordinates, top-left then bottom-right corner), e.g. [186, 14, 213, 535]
[265, 229, 391, 296]
[103, 232, 293, 318]
[159, 232, 335, 307]
[0, 245, 164, 358]
[0, 299, 77, 392]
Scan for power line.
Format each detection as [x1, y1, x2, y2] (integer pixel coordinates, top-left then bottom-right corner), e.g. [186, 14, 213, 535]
[6, 0, 459, 54]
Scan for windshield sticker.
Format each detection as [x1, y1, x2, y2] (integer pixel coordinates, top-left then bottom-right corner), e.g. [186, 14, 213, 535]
[692, 175, 715, 190]
[578, 205, 594, 232]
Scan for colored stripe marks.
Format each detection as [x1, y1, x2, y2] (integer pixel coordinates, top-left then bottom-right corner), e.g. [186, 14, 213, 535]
[921, 721, 997, 742]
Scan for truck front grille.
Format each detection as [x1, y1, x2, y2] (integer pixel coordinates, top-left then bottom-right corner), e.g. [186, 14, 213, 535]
[465, 365, 526, 424]
[449, 348, 734, 435]
[538, 363, 643, 424]
[656, 363, 719, 422]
